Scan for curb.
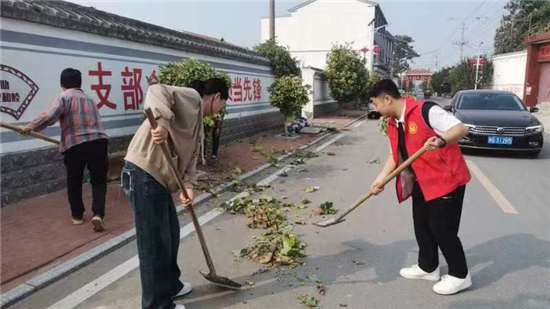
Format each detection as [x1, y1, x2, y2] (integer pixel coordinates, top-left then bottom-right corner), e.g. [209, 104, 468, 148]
[0, 121, 353, 308]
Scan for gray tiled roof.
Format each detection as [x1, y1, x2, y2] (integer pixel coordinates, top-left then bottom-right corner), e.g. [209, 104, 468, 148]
[0, 0, 270, 66]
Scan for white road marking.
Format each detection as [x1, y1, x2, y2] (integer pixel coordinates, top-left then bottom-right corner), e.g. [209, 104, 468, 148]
[466, 160, 519, 214]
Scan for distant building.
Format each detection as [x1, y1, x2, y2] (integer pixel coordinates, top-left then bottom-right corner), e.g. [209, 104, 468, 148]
[403, 69, 432, 91]
[261, 0, 395, 76]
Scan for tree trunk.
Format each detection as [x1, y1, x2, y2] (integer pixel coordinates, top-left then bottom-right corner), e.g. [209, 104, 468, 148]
[284, 119, 289, 136]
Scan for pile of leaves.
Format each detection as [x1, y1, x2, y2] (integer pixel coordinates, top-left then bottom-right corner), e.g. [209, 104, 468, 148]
[224, 195, 286, 229]
[238, 225, 306, 266]
[226, 195, 308, 266]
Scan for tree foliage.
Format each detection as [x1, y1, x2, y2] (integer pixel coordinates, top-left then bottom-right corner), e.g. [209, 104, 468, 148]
[430, 67, 453, 96]
[253, 39, 301, 78]
[158, 58, 231, 88]
[391, 35, 420, 76]
[268, 76, 310, 129]
[325, 43, 369, 108]
[158, 58, 231, 132]
[448, 58, 494, 95]
[494, 0, 550, 55]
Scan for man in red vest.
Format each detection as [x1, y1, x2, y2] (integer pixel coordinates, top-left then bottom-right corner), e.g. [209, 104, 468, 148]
[370, 79, 472, 295]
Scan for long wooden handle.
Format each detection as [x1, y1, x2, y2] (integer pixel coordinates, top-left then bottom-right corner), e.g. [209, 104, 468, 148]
[0, 121, 60, 145]
[332, 147, 427, 221]
[144, 108, 217, 275]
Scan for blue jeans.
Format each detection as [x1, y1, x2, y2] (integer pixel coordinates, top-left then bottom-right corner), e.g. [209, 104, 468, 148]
[122, 161, 184, 309]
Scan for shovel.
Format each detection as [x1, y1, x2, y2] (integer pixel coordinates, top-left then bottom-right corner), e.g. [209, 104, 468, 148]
[314, 146, 427, 228]
[0, 121, 60, 145]
[144, 108, 241, 290]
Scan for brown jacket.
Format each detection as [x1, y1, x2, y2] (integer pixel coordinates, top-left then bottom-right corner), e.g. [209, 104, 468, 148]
[125, 85, 203, 192]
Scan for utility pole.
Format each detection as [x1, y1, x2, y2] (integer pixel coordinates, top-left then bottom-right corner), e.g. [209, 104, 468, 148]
[474, 42, 483, 90]
[269, 0, 275, 40]
[435, 54, 440, 71]
[450, 17, 487, 61]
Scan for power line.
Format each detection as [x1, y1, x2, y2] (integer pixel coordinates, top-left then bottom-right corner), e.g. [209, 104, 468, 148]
[450, 17, 489, 61]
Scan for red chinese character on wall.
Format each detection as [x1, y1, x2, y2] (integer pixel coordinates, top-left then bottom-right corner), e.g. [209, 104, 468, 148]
[243, 77, 253, 102]
[89, 62, 116, 110]
[146, 69, 158, 86]
[121, 66, 144, 110]
[253, 78, 262, 101]
[232, 77, 243, 102]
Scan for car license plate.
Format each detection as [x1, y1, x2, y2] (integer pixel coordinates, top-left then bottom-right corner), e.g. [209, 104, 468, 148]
[488, 136, 513, 145]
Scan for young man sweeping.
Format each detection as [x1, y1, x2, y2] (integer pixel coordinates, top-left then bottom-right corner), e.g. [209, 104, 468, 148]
[122, 78, 228, 309]
[22, 68, 109, 231]
[370, 79, 472, 295]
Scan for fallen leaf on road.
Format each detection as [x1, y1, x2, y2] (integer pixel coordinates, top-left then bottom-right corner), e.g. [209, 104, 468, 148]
[232, 248, 249, 257]
[245, 281, 255, 286]
[327, 152, 336, 156]
[352, 260, 365, 265]
[314, 202, 338, 215]
[298, 295, 319, 308]
[305, 186, 319, 193]
[301, 199, 311, 204]
[234, 167, 243, 175]
[316, 284, 326, 296]
[307, 274, 323, 283]
[366, 157, 381, 164]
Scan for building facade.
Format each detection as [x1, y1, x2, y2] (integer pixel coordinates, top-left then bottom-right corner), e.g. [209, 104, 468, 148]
[524, 31, 550, 107]
[261, 0, 394, 76]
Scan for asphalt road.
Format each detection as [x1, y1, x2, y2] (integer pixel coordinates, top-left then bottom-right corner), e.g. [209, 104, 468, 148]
[10, 118, 550, 309]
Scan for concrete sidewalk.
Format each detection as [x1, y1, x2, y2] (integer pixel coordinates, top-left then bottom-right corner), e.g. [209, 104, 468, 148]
[0, 113, 364, 296]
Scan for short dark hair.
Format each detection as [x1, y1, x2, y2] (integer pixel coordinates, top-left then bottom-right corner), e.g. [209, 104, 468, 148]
[60, 68, 82, 89]
[372, 79, 401, 99]
[188, 78, 230, 100]
[204, 78, 229, 100]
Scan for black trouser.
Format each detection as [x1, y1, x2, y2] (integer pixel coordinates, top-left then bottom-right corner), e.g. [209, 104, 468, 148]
[63, 139, 108, 219]
[122, 161, 183, 309]
[412, 182, 468, 279]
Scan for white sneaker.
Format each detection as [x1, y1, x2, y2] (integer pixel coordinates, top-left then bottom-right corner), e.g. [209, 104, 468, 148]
[433, 273, 472, 295]
[399, 264, 441, 281]
[175, 305, 186, 309]
[172, 282, 193, 299]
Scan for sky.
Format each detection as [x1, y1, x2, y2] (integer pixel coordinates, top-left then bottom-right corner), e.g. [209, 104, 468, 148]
[66, 0, 509, 71]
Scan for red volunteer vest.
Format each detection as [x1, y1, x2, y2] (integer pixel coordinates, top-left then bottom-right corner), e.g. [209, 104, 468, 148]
[388, 98, 471, 203]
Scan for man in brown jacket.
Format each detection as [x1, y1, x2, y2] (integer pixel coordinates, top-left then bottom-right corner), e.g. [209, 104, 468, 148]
[122, 78, 228, 309]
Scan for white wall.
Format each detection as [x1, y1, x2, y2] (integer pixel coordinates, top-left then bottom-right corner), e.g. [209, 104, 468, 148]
[262, 0, 376, 70]
[300, 66, 335, 118]
[0, 19, 276, 154]
[490, 50, 527, 98]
